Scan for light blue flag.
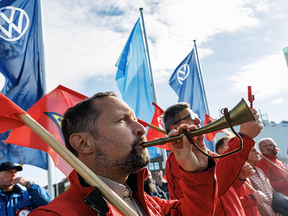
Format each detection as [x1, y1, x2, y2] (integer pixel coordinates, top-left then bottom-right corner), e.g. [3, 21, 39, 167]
[169, 49, 214, 151]
[0, 0, 47, 169]
[116, 18, 160, 158]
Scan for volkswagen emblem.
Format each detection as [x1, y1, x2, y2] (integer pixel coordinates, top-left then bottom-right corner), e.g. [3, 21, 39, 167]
[177, 64, 190, 85]
[0, 6, 29, 41]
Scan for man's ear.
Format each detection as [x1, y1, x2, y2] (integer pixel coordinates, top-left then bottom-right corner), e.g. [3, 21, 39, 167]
[217, 148, 224, 155]
[69, 132, 94, 154]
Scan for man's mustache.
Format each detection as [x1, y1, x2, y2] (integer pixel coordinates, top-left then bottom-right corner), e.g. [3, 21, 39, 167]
[133, 136, 147, 148]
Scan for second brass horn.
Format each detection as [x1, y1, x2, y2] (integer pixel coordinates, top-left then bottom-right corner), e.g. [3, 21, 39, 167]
[142, 98, 255, 148]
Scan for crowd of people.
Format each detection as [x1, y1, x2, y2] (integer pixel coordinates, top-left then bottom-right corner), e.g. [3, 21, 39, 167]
[1, 92, 288, 215]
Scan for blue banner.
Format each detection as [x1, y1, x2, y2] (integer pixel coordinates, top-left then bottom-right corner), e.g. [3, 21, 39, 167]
[0, 0, 47, 169]
[169, 49, 214, 151]
[115, 18, 160, 158]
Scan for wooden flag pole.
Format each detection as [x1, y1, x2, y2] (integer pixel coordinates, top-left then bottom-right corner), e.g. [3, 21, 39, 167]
[245, 182, 256, 192]
[147, 122, 166, 134]
[15, 113, 138, 216]
[137, 118, 166, 134]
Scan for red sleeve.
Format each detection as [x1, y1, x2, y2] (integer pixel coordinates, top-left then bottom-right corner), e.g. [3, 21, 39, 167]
[235, 184, 257, 209]
[166, 134, 255, 199]
[29, 210, 60, 216]
[165, 152, 183, 200]
[158, 159, 217, 216]
[216, 135, 255, 196]
[233, 178, 245, 190]
[179, 160, 217, 215]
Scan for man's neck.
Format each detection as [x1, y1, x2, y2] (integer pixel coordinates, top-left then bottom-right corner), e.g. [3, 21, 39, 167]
[156, 181, 163, 186]
[0, 185, 14, 192]
[82, 158, 131, 185]
[93, 168, 129, 185]
[263, 153, 277, 158]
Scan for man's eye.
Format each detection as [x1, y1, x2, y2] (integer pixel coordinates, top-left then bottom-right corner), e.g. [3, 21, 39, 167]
[118, 118, 126, 122]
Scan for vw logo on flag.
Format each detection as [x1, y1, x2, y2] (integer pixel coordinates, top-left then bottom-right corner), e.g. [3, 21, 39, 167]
[0, 6, 29, 41]
[177, 64, 190, 85]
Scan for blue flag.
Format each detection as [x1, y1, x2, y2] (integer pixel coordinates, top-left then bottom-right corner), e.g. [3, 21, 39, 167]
[169, 49, 214, 151]
[0, 0, 47, 169]
[116, 18, 160, 158]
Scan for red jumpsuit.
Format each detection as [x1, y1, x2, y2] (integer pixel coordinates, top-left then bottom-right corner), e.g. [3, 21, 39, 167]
[256, 154, 288, 196]
[235, 178, 260, 216]
[165, 134, 255, 215]
[29, 165, 217, 216]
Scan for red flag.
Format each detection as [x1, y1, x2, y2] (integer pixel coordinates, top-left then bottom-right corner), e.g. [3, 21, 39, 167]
[5, 85, 88, 176]
[146, 102, 170, 150]
[0, 94, 26, 132]
[137, 118, 148, 127]
[204, 113, 233, 141]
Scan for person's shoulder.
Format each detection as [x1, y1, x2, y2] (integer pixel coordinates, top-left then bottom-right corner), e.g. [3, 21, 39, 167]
[29, 193, 83, 215]
[256, 158, 267, 166]
[276, 159, 285, 165]
[29, 208, 60, 216]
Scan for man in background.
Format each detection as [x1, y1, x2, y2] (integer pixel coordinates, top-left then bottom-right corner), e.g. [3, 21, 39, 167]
[163, 102, 263, 215]
[257, 138, 288, 196]
[144, 170, 167, 200]
[153, 171, 169, 199]
[0, 161, 51, 216]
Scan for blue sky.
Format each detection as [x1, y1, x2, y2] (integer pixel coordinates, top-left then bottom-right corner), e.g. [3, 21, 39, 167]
[40, 0, 288, 123]
[1, 0, 288, 188]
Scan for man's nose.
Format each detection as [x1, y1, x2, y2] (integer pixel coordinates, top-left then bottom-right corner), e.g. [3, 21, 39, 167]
[135, 120, 147, 136]
[193, 118, 201, 126]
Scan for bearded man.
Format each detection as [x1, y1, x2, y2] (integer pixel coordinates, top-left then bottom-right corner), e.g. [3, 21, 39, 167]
[257, 138, 288, 196]
[29, 92, 217, 216]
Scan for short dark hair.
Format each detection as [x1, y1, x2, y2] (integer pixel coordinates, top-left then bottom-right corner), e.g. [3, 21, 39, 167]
[153, 171, 162, 179]
[61, 92, 117, 156]
[163, 102, 190, 133]
[215, 136, 231, 154]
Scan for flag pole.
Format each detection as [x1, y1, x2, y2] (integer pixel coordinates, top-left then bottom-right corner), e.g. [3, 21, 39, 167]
[139, 8, 158, 103]
[139, 8, 167, 163]
[193, 40, 210, 115]
[38, 0, 54, 198]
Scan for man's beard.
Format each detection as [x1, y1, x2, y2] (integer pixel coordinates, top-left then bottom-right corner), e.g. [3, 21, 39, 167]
[96, 137, 150, 174]
[144, 178, 157, 194]
[268, 148, 278, 156]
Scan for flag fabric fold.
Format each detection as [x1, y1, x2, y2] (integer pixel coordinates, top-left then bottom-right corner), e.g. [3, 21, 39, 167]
[115, 18, 160, 159]
[204, 113, 233, 141]
[169, 48, 214, 151]
[0, 94, 26, 132]
[0, 0, 47, 169]
[5, 85, 88, 176]
[115, 18, 154, 122]
[283, 46, 288, 67]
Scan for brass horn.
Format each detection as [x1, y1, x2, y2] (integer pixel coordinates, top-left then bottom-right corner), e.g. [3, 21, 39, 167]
[142, 98, 255, 148]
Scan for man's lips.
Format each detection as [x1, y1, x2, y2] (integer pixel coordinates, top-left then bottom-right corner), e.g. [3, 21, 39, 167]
[138, 137, 147, 147]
